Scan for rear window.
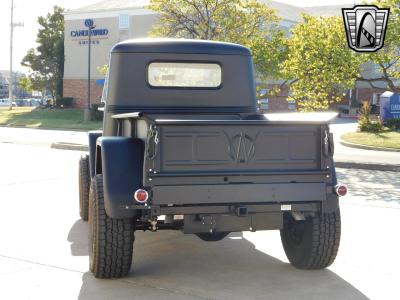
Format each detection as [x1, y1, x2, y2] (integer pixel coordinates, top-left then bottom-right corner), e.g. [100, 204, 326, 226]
[148, 62, 222, 88]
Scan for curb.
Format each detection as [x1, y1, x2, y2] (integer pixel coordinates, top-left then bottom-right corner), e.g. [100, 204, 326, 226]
[0, 125, 98, 132]
[51, 142, 88, 151]
[335, 161, 400, 172]
[50, 142, 400, 172]
[340, 139, 400, 152]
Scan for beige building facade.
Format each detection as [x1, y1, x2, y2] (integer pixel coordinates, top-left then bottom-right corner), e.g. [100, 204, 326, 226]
[63, 2, 158, 107]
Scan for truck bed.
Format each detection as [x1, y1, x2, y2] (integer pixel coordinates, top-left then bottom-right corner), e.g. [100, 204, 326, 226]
[113, 112, 336, 206]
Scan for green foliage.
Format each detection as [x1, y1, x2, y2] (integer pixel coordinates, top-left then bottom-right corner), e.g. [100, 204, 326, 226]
[91, 103, 104, 121]
[148, 0, 288, 81]
[21, 6, 65, 100]
[282, 15, 364, 111]
[0, 107, 102, 130]
[19, 76, 33, 93]
[385, 119, 400, 130]
[342, 131, 400, 149]
[56, 97, 73, 108]
[358, 101, 384, 132]
[359, 121, 384, 133]
[97, 64, 109, 76]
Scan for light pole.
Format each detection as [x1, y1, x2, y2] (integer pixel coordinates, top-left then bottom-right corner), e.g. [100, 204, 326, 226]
[8, 0, 23, 111]
[84, 19, 95, 121]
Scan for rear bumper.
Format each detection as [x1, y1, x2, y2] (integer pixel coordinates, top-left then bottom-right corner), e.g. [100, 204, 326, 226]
[151, 182, 327, 205]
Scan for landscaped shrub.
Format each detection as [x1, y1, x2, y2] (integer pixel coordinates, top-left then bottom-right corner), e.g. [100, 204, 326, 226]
[56, 97, 73, 108]
[386, 119, 400, 130]
[359, 121, 384, 132]
[91, 103, 104, 121]
[358, 101, 383, 132]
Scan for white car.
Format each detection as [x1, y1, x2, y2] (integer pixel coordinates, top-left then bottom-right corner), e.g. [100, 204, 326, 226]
[0, 99, 15, 107]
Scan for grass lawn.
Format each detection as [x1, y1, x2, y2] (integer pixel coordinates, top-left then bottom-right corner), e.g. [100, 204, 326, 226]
[341, 131, 400, 150]
[0, 107, 102, 130]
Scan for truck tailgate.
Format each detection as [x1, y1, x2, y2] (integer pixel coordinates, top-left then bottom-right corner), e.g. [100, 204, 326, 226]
[156, 123, 323, 173]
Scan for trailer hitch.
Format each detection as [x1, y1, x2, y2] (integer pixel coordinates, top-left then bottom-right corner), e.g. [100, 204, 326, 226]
[232, 206, 248, 217]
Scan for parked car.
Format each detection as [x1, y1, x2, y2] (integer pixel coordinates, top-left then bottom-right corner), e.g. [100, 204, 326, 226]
[0, 99, 16, 107]
[78, 39, 345, 279]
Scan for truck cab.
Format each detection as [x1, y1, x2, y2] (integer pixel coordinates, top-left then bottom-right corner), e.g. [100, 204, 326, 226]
[78, 39, 344, 279]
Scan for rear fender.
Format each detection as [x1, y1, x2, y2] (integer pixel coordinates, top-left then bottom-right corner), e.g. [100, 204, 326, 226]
[97, 137, 144, 218]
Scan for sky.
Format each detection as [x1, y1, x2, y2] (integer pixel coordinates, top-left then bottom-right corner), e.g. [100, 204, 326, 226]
[0, 0, 359, 73]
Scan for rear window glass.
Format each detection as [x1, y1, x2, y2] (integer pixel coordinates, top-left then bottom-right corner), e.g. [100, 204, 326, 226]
[148, 62, 222, 88]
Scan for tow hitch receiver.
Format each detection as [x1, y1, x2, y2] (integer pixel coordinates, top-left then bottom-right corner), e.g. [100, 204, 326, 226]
[234, 206, 248, 217]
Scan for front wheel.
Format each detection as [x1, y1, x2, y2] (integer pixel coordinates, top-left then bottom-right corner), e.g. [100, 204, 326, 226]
[78, 155, 90, 221]
[88, 174, 135, 278]
[280, 209, 341, 269]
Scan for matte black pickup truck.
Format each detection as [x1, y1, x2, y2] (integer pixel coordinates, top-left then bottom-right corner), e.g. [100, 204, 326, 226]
[78, 39, 346, 279]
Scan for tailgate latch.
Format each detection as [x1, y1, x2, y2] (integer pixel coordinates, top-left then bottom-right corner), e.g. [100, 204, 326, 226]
[146, 125, 160, 160]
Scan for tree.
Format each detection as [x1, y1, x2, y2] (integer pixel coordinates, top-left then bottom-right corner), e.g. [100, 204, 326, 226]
[97, 64, 109, 76]
[21, 6, 64, 102]
[358, 0, 400, 93]
[148, 0, 288, 82]
[19, 76, 33, 93]
[282, 15, 364, 111]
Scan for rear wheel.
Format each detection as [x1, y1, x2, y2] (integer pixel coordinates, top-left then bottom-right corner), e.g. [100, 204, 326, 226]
[280, 209, 341, 269]
[78, 155, 90, 221]
[196, 232, 229, 242]
[88, 174, 135, 278]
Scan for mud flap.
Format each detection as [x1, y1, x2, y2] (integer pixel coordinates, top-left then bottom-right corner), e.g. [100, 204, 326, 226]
[88, 131, 102, 178]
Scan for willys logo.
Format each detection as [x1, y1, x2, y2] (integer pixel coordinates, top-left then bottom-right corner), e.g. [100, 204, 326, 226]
[229, 133, 255, 163]
[342, 5, 389, 52]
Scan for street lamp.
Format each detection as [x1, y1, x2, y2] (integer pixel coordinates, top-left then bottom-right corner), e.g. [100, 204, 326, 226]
[8, 0, 23, 111]
[84, 19, 95, 121]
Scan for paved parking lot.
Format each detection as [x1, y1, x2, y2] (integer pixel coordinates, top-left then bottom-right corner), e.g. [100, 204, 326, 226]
[0, 143, 399, 300]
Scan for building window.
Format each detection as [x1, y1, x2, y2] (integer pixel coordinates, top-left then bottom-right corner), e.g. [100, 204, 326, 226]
[148, 62, 222, 88]
[119, 14, 130, 29]
[288, 100, 296, 110]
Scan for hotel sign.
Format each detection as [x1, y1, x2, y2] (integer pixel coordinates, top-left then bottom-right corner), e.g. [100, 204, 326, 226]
[70, 19, 109, 45]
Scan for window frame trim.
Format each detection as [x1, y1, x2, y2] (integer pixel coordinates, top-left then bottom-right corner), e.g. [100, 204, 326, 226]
[146, 60, 224, 90]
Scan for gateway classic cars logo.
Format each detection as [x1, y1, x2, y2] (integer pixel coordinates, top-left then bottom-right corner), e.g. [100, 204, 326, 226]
[342, 5, 390, 52]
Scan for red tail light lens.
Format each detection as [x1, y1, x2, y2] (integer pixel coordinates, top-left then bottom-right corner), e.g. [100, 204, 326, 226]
[134, 189, 149, 203]
[335, 185, 348, 197]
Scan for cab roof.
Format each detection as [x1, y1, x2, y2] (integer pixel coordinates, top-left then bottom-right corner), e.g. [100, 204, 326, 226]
[111, 38, 252, 56]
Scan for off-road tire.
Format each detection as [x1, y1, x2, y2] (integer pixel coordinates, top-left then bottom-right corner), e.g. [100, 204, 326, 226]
[280, 209, 341, 269]
[196, 232, 230, 242]
[88, 174, 135, 278]
[78, 155, 90, 221]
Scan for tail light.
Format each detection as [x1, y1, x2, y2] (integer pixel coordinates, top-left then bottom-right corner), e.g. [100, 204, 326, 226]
[134, 189, 149, 203]
[335, 185, 348, 197]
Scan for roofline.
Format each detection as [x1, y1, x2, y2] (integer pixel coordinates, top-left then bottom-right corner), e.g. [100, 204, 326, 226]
[64, 5, 149, 15]
[64, 8, 157, 20]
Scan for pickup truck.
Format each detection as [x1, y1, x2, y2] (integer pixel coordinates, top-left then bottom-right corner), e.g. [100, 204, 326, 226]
[78, 39, 346, 279]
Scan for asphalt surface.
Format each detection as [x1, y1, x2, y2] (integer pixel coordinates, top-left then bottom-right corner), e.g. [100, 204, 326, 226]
[0, 143, 399, 300]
